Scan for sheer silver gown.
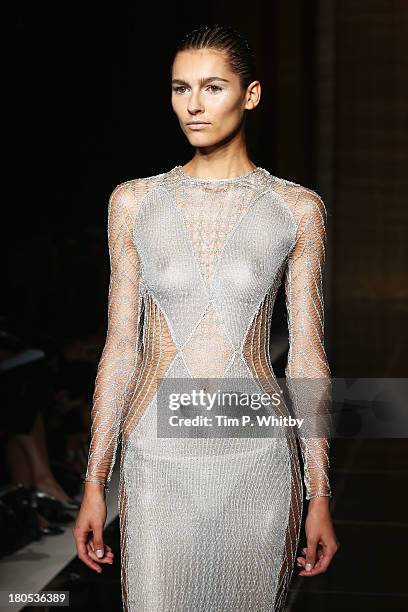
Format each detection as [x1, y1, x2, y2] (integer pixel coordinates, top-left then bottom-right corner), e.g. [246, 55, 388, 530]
[83, 164, 333, 611]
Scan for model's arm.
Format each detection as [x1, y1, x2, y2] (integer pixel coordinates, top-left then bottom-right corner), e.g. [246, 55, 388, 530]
[83, 183, 144, 490]
[284, 189, 333, 500]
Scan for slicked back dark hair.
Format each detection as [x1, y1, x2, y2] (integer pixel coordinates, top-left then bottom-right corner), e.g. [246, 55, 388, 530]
[172, 24, 257, 90]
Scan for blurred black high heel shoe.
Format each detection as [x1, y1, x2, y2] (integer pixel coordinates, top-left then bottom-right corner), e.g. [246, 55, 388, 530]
[31, 487, 80, 511]
[29, 487, 76, 523]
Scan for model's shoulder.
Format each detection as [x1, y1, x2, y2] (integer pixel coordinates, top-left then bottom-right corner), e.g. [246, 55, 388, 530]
[108, 170, 171, 212]
[270, 172, 323, 200]
[112, 171, 168, 198]
[270, 173, 327, 218]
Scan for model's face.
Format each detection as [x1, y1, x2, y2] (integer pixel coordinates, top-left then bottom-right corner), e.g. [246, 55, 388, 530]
[171, 49, 260, 147]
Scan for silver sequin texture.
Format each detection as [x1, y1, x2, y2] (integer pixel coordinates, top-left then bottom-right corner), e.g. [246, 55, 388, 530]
[84, 165, 333, 611]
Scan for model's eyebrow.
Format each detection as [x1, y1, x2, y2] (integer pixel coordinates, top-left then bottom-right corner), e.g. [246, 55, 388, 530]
[171, 76, 230, 86]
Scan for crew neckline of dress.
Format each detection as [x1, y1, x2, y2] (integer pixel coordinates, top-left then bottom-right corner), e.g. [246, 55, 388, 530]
[173, 164, 264, 183]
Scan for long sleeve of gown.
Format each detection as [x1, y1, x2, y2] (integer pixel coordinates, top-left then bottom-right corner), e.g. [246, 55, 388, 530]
[83, 183, 144, 489]
[284, 189, 333, 500]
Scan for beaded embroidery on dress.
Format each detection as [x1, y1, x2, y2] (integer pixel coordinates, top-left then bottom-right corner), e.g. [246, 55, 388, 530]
[84, 164, 333, 611]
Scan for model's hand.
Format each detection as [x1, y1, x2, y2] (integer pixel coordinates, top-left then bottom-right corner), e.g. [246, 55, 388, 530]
[72, 484, 114, 573]
[296, 497, 340, 576]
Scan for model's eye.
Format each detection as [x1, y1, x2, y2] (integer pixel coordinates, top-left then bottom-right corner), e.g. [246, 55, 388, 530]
[207, 85, 223, 93]
[173, 86, 188, 94]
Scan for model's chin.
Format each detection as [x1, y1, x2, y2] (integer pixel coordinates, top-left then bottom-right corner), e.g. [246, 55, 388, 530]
[185, 133, 218, 147]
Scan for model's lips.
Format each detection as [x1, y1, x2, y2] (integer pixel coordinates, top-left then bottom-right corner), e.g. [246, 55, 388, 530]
[186, 122, 210, 130]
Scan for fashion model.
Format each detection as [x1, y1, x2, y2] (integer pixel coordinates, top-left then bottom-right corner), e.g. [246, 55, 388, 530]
[73, 23, 339, 611]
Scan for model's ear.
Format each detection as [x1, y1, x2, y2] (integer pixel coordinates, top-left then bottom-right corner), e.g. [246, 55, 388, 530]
[245, 80, 261, 109]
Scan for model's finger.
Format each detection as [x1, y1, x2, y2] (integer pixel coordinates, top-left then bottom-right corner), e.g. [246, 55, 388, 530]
[314, 552, 326, 567]
[316, 547, 336, 572]
[86, 542, 113, 564]
[76, 536, 102, 573]
[304, 538, 318, 572]
[298, 549, 333, 576]
[91, 524, 106, 559]
[88, 540, 114, 558]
